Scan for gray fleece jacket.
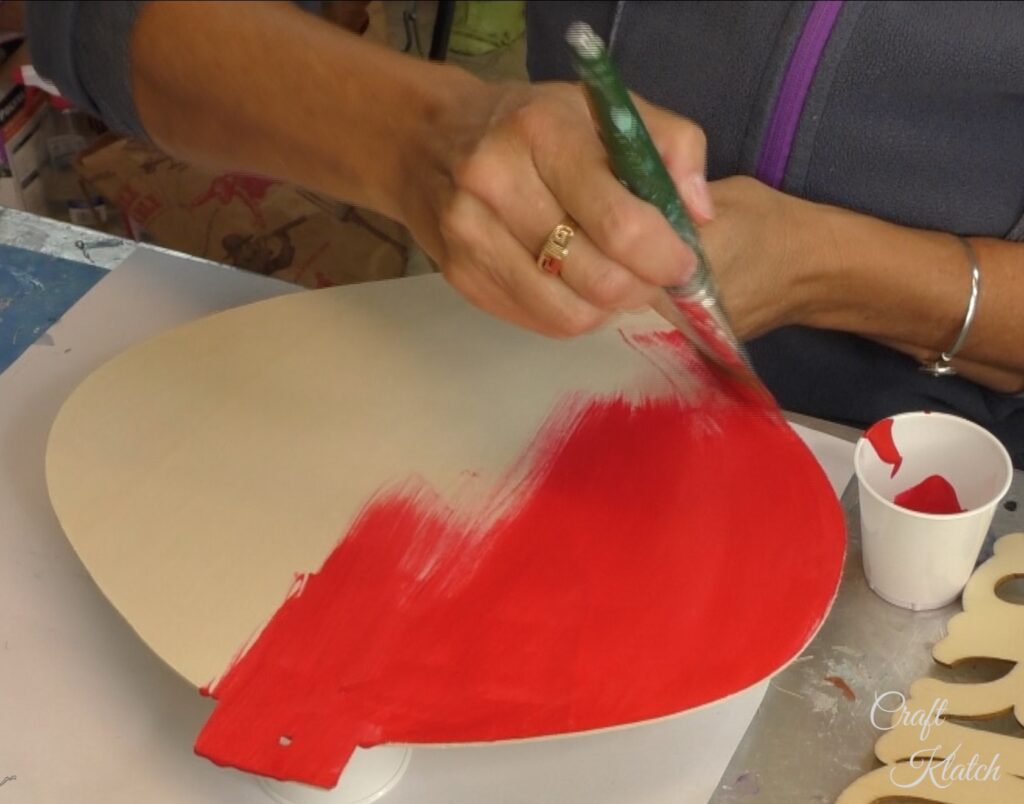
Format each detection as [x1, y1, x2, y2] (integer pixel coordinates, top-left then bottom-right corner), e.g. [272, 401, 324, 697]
[26, 1, 1024, 465]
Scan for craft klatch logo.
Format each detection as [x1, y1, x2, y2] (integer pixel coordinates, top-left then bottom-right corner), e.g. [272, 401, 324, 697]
[871, 691, 1002, 788]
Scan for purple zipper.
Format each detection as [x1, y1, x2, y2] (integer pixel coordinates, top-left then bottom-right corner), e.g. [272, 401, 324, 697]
[755, 0, 844, 189]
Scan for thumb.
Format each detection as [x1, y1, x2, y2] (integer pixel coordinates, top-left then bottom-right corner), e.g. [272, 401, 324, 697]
[634, 96, 715, 224]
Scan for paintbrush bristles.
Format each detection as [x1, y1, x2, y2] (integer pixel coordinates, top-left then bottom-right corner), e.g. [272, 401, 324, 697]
[565, 21, 605, 59]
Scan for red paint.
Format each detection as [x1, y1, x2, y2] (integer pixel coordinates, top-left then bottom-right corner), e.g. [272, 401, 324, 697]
[824, 675, 856, 701]
[194, 332, 845, 788]
[894, 474, 965, 515]
[865, 418, 903, 478]
[190, 174, 277, 226]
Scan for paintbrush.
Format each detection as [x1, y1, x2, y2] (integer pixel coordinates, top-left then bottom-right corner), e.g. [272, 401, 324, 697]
[565, 22, 767, 394]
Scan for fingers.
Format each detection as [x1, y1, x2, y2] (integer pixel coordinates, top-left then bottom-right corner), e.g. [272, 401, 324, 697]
[556, 227, 664, 312]
[455, 87, 704, 291]
[636, 96, 715, 223]
[437, 83, 711, 338]
[458, 137, 668, 313]
[452, 108, 671, 315]
[531, 126, 698, 289]
[440, 191, 611, 338]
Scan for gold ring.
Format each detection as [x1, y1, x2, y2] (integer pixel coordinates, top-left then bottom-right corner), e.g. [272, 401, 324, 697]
[537, 218, 576, 275]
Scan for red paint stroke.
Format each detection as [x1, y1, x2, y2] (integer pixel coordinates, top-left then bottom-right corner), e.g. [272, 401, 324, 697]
[894, 474, 965, 515]
[195, 332, 846, 788]
[865, 418, 903, 478]
[824, 675, 856, 701]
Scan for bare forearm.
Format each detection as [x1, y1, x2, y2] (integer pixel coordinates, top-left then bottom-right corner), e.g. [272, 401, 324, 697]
[126, 2, 721, 339]
[805, 204, 1024, 375]
[131, 0, 477, 223]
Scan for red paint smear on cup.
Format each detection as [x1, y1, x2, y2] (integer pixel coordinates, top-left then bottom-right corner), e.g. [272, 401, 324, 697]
[194, 331, 846, 788]
[894, 474, 965, 515]
[865, 418, 903, 478]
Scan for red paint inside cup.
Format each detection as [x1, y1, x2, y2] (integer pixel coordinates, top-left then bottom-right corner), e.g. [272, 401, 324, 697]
[894, 474, 965, 515]
[865, 418, 902, 478]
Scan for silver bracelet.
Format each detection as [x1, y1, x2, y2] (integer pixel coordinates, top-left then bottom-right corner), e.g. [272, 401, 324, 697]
[920, 236, 981, 377]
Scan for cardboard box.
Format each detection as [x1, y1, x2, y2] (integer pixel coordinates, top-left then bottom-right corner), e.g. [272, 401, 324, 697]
[75, 137, 412, 288]
[0, 85, 53, 215]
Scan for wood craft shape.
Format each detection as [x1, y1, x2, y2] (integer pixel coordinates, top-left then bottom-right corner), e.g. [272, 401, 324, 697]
[45, 276, 846, 787]
[838, 531, 1024, 803]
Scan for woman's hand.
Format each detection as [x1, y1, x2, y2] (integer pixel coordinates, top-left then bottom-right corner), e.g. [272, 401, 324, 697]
[130, 2, 711, 339]
[695, 176, 826, 340]
[398, 81, 713, 337]
[129, 3, 710, 339]
[697, 177, 1024, 393]
[123, 0, 1024, 376]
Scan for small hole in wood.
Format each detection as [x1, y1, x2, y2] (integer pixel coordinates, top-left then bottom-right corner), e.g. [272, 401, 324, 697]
[278, 735, 293, 747]
[995, 575, 1024, 605]
[1004, 499, 1017, 512]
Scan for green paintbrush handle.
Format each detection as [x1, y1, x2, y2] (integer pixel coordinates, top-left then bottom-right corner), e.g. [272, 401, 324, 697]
[564, 22, 766, 390]
[565, 22, 711, 295]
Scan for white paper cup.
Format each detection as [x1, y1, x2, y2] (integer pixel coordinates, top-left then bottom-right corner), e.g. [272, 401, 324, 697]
[854, 411, 1013, 611]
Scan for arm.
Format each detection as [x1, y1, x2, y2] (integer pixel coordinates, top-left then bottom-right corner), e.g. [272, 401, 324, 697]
[698, 176, 1024, 393]
[809, 207, 1024, 391]
[32, 0, 714, 338]
[131, 1, 456, 230]
[0, 1, 25, 31]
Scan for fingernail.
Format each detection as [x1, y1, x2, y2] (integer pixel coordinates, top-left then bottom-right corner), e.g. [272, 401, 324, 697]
[683, 173, 715, 221]
[675, 249, 697, 285]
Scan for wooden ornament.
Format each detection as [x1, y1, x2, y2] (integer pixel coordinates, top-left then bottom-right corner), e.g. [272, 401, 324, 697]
[838, 532, 1024, 803]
